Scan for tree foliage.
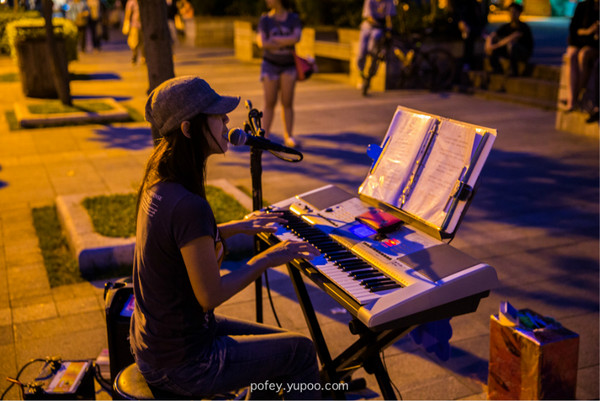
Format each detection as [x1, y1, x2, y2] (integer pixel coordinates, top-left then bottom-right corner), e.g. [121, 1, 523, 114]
[186, 0, 446, 33]
[189, 0, 364, 27]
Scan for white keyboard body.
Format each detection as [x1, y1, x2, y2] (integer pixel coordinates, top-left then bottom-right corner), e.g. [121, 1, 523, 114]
[269, 185, 498, 329]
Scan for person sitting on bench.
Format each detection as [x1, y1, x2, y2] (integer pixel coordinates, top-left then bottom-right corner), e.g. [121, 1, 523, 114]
[485, 2, 534, 77]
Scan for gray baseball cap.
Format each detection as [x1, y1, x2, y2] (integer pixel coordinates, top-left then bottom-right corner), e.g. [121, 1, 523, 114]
[145, 76, 240, 137]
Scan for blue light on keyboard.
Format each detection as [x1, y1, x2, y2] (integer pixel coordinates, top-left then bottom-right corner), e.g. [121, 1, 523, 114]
[350, 223, 376, 238]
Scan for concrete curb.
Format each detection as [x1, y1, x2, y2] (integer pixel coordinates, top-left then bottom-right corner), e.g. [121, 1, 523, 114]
[56, 192, 135, 276]
[57, 180, 254, 274]
[14, 97, 130, 128]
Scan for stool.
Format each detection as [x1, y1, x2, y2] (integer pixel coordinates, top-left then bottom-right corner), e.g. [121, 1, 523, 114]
[113, 363, 248, 400]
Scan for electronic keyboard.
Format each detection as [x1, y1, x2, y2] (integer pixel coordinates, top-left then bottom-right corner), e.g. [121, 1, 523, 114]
[263, 185, 498, 329]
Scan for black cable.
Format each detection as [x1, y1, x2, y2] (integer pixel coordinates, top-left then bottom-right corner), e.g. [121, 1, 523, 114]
[1, 358, 46, 400]
[93, 362, 113, 393]
[380, 350, 403, 400]
[268, 149, 303, 163]
[264, 270, 282, 328]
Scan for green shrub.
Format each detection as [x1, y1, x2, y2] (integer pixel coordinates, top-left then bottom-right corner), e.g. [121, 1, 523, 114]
[0, 10, 40, 54]
[5, 17, 78, 62]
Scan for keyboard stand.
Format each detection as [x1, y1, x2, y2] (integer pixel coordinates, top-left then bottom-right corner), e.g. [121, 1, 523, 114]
[285, 261, 489, 400]
[287, 264, 409, 399]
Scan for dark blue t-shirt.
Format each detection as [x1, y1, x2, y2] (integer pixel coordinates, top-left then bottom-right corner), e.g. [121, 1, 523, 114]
[130, 181, 218, 368]
[258, 11, 301, 67]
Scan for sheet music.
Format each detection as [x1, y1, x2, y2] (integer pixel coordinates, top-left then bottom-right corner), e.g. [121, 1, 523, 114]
[402, 120, 476, 228]
[359, 109, 438, 207]
[443, 128, 495, 233]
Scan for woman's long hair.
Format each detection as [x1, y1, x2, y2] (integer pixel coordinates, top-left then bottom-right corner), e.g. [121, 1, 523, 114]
[137, 113, 212, 212]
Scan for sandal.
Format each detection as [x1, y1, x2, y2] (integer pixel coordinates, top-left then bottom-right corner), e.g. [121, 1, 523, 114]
[284, 137, 300, 148]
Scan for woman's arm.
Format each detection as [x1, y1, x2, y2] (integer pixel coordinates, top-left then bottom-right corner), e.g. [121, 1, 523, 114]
[181, 236, 319, 310]
[217, 212, 286, 239]
[258, 28, 301, 50]
[577, 20, 599, 37]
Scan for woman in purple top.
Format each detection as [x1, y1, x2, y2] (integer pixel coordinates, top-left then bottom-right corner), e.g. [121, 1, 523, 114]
[257, 0, 302, 148]
[130, 75, 321, 399]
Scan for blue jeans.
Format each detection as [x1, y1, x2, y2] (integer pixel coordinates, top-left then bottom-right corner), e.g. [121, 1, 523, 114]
[357, 21, 384, 73]
[136, 315, 321, 400]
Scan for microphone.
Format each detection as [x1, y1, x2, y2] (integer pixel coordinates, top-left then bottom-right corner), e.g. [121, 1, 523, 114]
[227, 128, 300, 155]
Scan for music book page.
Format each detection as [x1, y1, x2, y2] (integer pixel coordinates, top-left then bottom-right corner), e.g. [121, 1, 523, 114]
[359, 108, 438, 207]
[360, 106, 497, 236]
[402, 119, 476, 228]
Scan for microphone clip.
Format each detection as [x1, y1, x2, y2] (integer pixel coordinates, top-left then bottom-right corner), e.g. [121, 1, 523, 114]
[241, 100, 303, 163]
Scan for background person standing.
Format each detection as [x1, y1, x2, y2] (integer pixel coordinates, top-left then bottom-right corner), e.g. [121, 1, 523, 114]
[178, 0, 196, 46]
[450, 0, 487, 72]
[66, 0, 90, 53]
[356, 0, 397, 80]
[87, 0, 102, 51]
[123, 0, 144, 64]
[257, 0, 302, 148]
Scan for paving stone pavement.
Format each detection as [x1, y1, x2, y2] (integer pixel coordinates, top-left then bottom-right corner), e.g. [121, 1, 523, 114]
[0, 32, 597, 400]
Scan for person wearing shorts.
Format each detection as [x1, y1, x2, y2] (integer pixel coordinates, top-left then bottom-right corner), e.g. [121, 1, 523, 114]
[257, 0, 302, 148]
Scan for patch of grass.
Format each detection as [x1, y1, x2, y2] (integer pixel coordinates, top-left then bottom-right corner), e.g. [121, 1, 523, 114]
[0, 73, 18, 82]
[207, 185, 249, 223]
[28, 100, 114, 114]
[5, 110, 18, 130]
[32, 205, 81, 287]
[32, 205, 131, 287]
[82, 193, 137, 238]
[82, 186, 250, 239]
[5, 103, 141, 131]
[235, 185, 269, 207]
[122, 103, 144, 122]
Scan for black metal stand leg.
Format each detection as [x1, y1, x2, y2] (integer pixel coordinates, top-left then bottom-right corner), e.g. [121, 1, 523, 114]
[251, 146, 264, 323]
[286, 265, 346, 400]
[364, 355, 397, 400]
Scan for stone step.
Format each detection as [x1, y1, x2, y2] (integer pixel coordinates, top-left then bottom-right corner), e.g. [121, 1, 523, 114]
[503, 76, 559, 101]
[473, 88, 557, 110]
[530, 64, 561, 81]
[555, 109, 599, 138]
[468, 70, 559, 110]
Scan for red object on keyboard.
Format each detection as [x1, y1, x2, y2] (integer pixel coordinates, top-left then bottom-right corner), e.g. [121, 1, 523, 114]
[356, 208, 403, 233]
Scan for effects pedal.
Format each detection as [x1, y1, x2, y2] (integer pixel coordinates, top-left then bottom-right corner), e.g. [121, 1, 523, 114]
[23, 360, 95, 400]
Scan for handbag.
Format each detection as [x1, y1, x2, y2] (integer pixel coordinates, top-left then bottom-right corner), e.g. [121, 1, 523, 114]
[294, 52, 316, 81]
[122, 18, 130, 36]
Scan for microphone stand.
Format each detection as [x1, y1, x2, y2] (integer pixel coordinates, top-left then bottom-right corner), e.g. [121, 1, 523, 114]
[242, 100, 303, 324]
[245, 101, 265, 323]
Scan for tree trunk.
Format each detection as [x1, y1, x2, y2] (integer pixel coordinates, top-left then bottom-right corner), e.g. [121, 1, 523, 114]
[42, 0, 72, 106]
[138, 0, 175, 145]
